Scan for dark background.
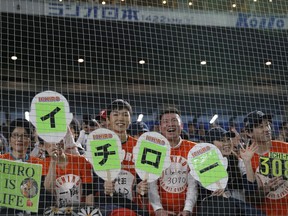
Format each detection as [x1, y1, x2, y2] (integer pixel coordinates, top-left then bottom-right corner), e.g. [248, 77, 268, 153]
[1, 12, 287, 129]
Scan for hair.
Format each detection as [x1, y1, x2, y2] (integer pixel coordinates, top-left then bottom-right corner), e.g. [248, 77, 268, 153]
[158, 107, 181, 122]
[279, 121, 288, 130]
[70, 118, 80, 131]
[9, 118, 34, 140]
[106, 99, 132, 117]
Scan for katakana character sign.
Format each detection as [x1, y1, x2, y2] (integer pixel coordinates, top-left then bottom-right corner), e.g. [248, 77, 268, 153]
[133, 132, 171, 183]
[187, 143, 228, 191]
[86, 128, 123, 181]
[29, 91, 73, 143]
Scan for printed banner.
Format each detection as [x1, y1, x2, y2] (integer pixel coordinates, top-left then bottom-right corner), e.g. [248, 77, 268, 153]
[0, 159, 42, 212]
[1, 0, 287, 29]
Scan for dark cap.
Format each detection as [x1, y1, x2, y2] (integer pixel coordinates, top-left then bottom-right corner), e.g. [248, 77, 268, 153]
[205, 127, 235, 143]
[95, 109, 107, 121]
[128, 121, 149, 136]
[244, 111, 272, 130]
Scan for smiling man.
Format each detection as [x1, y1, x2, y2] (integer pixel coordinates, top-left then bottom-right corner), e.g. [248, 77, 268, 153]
[244, 111, 288, 216]
[149, 107, 198, 216]
[102, 99, 149, 216]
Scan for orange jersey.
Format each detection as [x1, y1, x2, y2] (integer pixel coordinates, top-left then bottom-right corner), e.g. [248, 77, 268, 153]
[121, 136, 137, 176]
[114, 136, 138, 200]
[157, 139, 197, 213]
[251, 140, 288, 216]
[0, 153, 44, 166]
[43, 154, 93, 183]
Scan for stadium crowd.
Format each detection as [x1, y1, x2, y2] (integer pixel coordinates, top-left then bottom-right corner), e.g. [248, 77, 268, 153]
[0, 99, 287, 216]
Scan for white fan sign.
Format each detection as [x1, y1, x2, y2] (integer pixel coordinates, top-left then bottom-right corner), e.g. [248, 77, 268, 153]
[133, 132, 171, 183]
[86, 128, 124, 181]
[187, 143, 228, 191]
[29, 90, 73, 143]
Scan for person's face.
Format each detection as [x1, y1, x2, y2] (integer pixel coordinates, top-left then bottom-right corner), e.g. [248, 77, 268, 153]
[82, 122, 89, 133]
[213, 137, 233, 156]
[10, 127, 31, 154]
[65, 146, 79, 155]
[89, 124, 100, 132]
[160, 113, 183, 141]
[188, 124, 195, 134]
[108, 109, 131, 133]
[44, 141, 65, 158]
[250, 119, 272, 143]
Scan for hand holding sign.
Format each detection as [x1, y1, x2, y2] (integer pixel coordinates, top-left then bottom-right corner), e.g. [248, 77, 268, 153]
[187, 143, 228, 191]
[133, 132, 171, 184]
[86, 128, 124, 185]
[29, 91, 73, 143]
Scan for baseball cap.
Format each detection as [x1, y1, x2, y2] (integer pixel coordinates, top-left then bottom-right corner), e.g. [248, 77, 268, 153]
[244, 111, 272, 130]
[128, 121, 149, 136]
[205, 127, 235, 143]
[95, 109, 107, 121]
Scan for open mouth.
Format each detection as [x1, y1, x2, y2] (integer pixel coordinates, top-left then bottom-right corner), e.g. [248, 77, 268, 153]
[167, 128, 176, 132]
[116, 123, 125, 127]
[222, 145, 231, 152]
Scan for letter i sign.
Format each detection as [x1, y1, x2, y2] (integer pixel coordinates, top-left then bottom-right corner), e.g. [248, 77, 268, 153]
[29, 91, 73, 143]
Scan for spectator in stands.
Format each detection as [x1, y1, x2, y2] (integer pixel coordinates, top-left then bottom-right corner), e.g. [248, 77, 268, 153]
[0, 133, 8, 154]
[63, 129, 84, 156]
[127, 121, 149, 138]
[187, 121, 201, 142]
[277, 121, 288, 142]
[0, 118, 52, 215]
[197, 127, 265, 216]
[77, 118, 100, 151]
[69, 118, 81, 141]
[43, 140, 94, 208]
[150, 122, 160, 133]
[198, 123, 206, 142]
[1, 119, 38, 162]
[228, 122, 243, 156]
[244, 111, 288, 216]
[180, 129, 190, 140]
[30, 133, 46, 159]
[102, 99, 149, 216]
[95, 109, 108, 128]
[149, 107, 198, 216]
[31, 119, 84, 158]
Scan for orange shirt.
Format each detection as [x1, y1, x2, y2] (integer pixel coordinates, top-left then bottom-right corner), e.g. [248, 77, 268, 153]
[42, 154, 93, 183]
[251, 140, 288, 216]
[114, 136, 138, 201]
[157, 140, 196, 213]
[0, 153, 44, 166]
[121, 136, 137, 176]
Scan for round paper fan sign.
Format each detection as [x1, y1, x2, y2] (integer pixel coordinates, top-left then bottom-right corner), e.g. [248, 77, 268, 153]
[86, 128, 124, 181]
[29, 91, 73, 143]
[187, 143, 228, 191]
[133, 132, 171, 183]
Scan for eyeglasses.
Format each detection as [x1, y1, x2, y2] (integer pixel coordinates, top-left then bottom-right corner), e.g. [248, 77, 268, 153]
[11, 133, 30, 140]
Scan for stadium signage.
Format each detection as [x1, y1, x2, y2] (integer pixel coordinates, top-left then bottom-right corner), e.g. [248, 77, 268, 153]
[236, 13, 286, 29]
[46, 3, 185, 24]
[1, 0, 288, 29]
